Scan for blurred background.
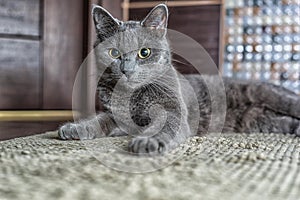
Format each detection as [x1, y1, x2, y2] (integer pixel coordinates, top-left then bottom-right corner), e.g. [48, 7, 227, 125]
[0, 0, 299, 140]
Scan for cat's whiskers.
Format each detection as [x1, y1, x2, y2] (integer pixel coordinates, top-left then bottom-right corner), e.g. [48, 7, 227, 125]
[154, 72, 193, 83]
[153, 77, 178, 89]
[153, 83, 174, 96]
[150, 82, 174, 100]
[147, 84, 158, 96]
[172, 59, 190, 66]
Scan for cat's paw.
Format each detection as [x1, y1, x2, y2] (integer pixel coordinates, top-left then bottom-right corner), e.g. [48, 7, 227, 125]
[58, 123, 96, 140]
[58, 123, 80, 140]
[295, 125, 300, 137]
[128, 136, 167, 155]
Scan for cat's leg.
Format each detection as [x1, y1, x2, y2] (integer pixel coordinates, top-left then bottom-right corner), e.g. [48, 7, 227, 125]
[241, 106, 300, 136]
[128, 114, 190, 155]
[108, 128, 128, 137]
[58, 113, 116, 140]
[247, 83, 300, 119]
[271, 115, 300, 136]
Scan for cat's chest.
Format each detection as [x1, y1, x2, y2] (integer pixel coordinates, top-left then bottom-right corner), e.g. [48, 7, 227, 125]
[119, 90, 154, 122]
[103, 86, 156, 127]
[99, 83, 180, 130]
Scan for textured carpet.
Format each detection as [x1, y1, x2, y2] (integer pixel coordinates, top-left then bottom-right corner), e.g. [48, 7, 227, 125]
[0, 131, 299, 200]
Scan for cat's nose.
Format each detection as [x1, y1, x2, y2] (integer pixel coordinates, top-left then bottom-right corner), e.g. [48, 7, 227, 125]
[121, 69, 134, 79]
[120, 59, 135, 79]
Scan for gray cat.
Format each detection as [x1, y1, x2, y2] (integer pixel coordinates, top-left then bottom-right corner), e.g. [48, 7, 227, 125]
[58, 4, 300, 155]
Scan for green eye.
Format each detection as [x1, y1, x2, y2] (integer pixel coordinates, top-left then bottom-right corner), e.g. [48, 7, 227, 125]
[109, 48, 121, 59]
[138, 48, 151, 59]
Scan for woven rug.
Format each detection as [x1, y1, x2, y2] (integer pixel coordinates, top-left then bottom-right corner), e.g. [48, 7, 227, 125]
[0, 131, 299, 200]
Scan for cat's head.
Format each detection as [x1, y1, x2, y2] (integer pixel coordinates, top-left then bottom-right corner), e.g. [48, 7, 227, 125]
[92, 4, 173, 87]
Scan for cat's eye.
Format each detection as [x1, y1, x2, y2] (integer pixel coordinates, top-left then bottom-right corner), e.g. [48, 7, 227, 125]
[138, 48, 151, 59]
[109, 48, 121, 59]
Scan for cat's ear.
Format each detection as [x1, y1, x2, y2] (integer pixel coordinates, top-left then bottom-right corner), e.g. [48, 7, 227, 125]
[92, 5, 120, 39]
[141, 4, 168, 32]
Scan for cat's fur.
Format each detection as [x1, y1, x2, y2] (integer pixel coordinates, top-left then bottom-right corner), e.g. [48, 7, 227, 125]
[58, 4, 300, 154]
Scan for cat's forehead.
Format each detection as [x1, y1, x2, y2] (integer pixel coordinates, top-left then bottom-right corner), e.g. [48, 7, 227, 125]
[105, 22, 160, 52]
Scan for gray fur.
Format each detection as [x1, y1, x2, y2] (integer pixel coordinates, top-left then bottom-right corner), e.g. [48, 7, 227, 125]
[59, 4, 300, 155]
[186, 75, 300, 135]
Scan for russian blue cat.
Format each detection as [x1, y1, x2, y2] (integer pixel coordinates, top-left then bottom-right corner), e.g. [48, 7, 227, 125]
[59, 4, 300, 155]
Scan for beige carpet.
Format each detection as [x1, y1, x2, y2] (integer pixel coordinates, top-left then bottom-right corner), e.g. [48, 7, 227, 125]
[0, 131, 299, 200]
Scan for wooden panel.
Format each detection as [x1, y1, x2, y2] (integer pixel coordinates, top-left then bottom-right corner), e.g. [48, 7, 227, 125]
[43, 0, 84, 109]
[168, 5, 221, 70]
[0, 0, 41, 36]
[0, 38, 40, 109]
[129, 5, 221, 71]
[129, 0, 220, 2]
[102, 0, 123, 19]
[126, 0, 222, 8]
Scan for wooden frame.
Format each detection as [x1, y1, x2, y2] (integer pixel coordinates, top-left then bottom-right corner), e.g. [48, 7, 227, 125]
[122, 0, 223, 21]
[43, 0, 85, 109]
[1, 0, 86, 122]
[218, 0, 225, 72]
[0, 111, 77, 122]
[1, 0, 225, 122]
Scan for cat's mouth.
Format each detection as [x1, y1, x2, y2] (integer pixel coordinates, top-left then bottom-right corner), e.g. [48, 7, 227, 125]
[127, 81, 142, 89]
[119, 76, 141, 89]
[119, 73, 152, 89]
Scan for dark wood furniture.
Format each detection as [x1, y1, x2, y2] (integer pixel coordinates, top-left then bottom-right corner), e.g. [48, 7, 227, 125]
[0, 0, 223, 140]
[0, 0, 86, 140]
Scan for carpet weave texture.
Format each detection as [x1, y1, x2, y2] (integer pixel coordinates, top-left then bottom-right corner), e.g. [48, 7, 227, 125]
[0, 131, 299, 200]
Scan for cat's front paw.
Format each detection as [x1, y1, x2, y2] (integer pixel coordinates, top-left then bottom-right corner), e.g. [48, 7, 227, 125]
[58, 123, 96, 140]
[295, 125, 300, 137]
[128, 136, 167, 155]
[58, 123, 80, 140]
